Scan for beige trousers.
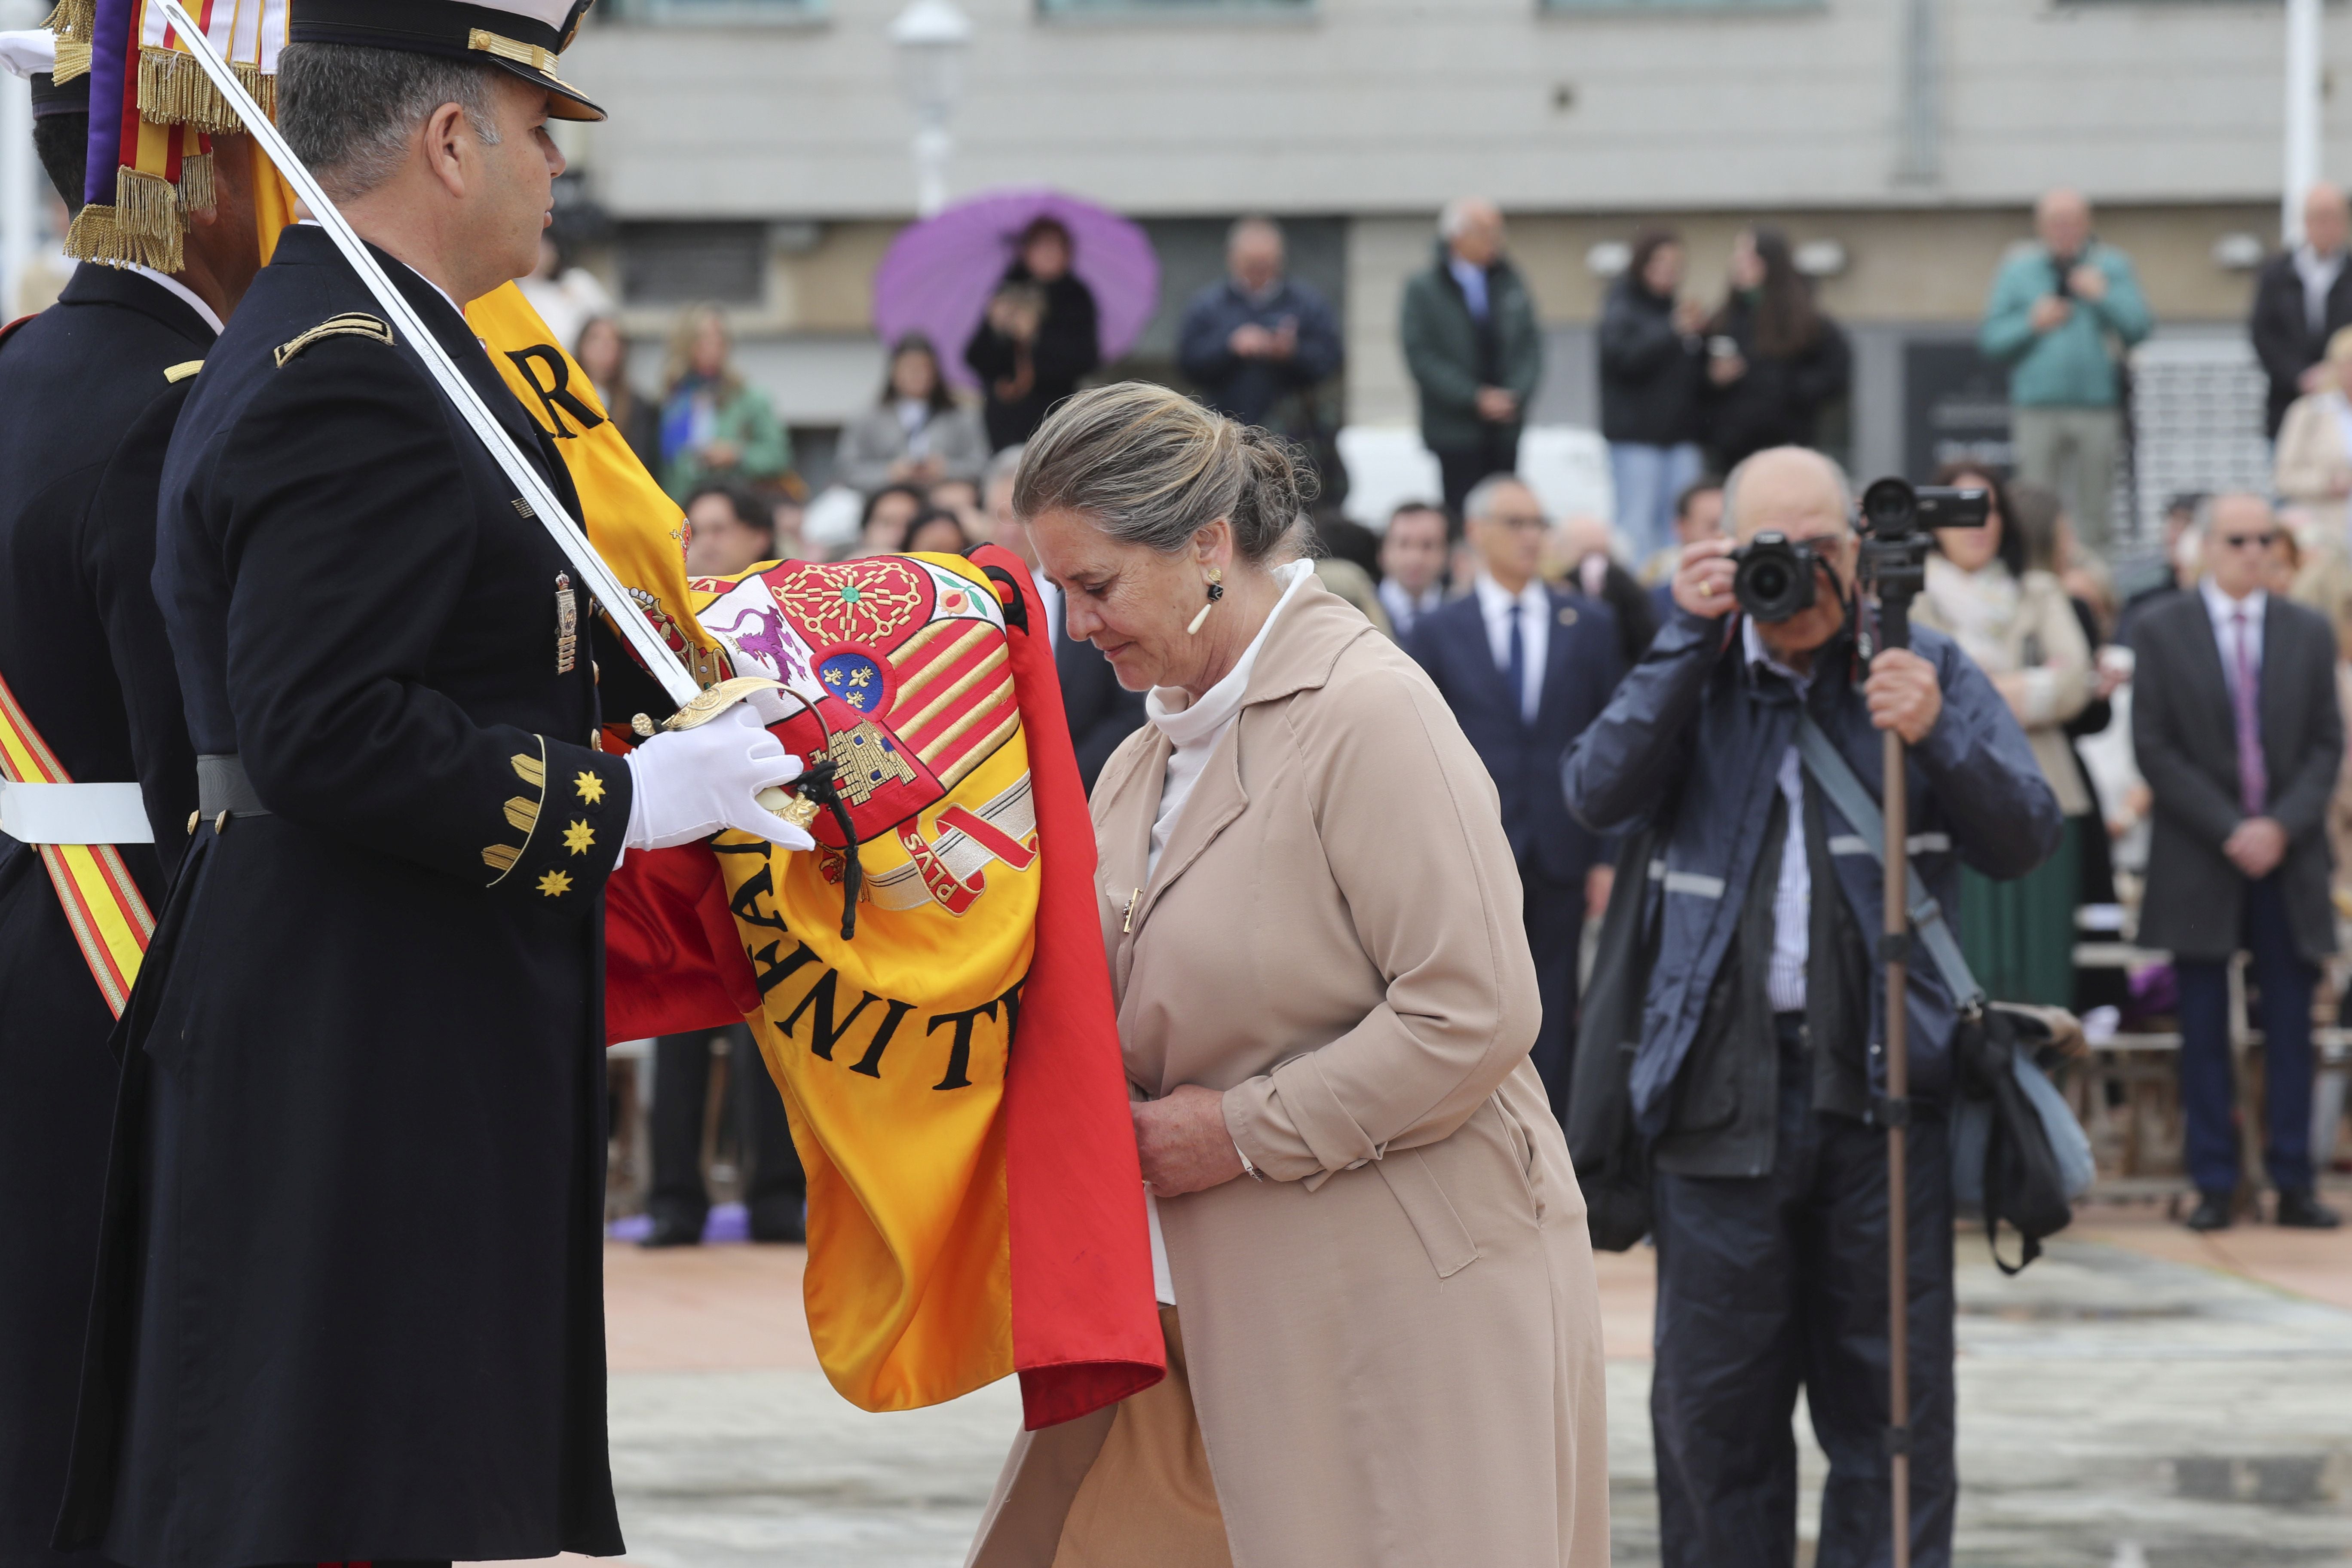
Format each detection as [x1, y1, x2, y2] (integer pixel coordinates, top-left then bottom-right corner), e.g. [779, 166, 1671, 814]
[1051, 1308, 1234, 1568]
[2011, 404, 2122, 555]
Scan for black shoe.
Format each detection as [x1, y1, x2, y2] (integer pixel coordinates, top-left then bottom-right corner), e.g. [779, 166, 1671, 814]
[748, 1197, 807, 1245]
[2184, 1192, 2235, 1232]
[638, 1213, 706, 1248]
[2275, 1190, 2343, 1229]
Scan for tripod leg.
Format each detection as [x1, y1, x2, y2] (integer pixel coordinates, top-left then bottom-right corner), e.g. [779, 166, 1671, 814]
[1883, 726, 1912, 1568]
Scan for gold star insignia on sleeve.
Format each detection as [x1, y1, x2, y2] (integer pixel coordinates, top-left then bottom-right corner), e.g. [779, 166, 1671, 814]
[563, 819, 596, 856]
[537, 870, 574, 897]
[575, 770, 606, 805]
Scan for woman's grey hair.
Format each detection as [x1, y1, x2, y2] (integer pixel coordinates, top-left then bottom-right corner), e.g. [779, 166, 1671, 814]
[1013, 383, 1314, 565]
[279, 43, 503, 203]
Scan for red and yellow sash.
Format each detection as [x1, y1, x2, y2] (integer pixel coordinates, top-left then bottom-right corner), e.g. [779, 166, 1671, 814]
[0, 670, 155, 1016]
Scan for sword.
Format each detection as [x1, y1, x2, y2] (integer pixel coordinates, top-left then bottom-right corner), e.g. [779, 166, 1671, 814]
[153, 0, 701, 709]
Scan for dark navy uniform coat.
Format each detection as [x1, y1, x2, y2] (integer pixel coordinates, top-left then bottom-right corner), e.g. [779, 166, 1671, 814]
[0, 264, 209, 1568]
[57, 226, 636, 1568]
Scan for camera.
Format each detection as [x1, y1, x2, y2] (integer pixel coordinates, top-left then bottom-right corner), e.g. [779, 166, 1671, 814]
[1731, 532, 1820, 622]
[1858, 477, 1990, 539]
[1853, 476, 1991, 662]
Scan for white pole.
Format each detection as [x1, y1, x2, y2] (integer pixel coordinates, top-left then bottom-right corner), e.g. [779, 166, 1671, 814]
[0, 0, 39, 319]
[913, 121, 950, 220]
[2285, 0, 2323, 245]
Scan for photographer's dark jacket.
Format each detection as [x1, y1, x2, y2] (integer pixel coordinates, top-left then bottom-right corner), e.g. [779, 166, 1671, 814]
[1562, 606, 2060, 1164]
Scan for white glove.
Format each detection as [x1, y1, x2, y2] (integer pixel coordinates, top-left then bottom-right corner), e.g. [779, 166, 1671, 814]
[622, 704, 815, 851]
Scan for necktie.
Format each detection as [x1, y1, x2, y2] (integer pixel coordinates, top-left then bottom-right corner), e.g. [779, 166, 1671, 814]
[1506, 600, 1529, 725]
[2233, 609, 2268, 815]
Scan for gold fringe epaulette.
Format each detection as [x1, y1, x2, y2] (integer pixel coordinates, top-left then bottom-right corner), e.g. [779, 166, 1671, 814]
[275, 314, 396, 368]
[136, 46, 273, 135]
[40, 0, 94, 83]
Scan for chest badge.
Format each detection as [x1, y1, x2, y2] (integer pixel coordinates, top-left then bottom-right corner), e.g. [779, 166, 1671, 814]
[554, 572, 579, 674]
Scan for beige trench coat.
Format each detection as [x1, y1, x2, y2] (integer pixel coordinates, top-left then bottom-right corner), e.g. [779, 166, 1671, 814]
[968, 578, 1610, 1568]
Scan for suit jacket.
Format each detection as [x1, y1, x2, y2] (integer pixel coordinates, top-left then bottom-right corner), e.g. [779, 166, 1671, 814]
[2250, 249, 2352, 438]
[2132, 588, 2343, 963]
[1409, 587, 1626, 885]
[1050, 603, 1145, 794]
[968, 577, 1606, 1568]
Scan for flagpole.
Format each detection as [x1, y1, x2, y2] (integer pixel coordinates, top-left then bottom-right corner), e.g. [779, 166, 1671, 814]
[153, 0, 701, 708]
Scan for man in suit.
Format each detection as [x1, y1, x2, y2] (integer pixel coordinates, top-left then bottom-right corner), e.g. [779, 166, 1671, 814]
[1410, 474, 1625, 1115]
[1400, 199, 1545, 518]
[2250, 183, 2352, 441]
[2133, 493, 2344, 1232]
[0, 55, 263, 1568]
[986, 445, 1144, 791]
[1377, 500, 1451, 640]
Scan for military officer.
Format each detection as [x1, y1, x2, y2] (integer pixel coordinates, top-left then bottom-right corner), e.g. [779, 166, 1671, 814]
[55, 7, 810, 1566]
[0, 43, 264, 1568]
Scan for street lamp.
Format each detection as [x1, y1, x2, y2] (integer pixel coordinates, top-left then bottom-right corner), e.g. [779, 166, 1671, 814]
[891, 0, 972, 221]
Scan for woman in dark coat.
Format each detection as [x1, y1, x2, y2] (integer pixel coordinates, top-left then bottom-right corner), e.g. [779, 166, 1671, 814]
[964, 217, 1102, 452]
[1698, 225, 1851, 472]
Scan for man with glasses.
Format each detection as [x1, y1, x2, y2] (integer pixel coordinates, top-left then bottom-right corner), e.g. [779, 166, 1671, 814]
[1408, 474, 1626, 1115]
[2134, 495, 2345, 1231]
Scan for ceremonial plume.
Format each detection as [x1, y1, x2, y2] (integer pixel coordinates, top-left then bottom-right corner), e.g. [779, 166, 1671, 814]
[147, 0, 701, 705]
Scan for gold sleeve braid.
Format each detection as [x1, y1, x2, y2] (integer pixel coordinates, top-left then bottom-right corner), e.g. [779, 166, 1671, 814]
[481, 742, 548, 882]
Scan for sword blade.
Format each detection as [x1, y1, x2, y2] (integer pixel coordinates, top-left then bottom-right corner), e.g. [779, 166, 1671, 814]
[153, 0, 700, 708]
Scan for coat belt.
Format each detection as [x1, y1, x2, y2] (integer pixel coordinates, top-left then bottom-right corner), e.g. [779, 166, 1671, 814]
[0, 779, 153, 844]
[196, 753, 272, 821]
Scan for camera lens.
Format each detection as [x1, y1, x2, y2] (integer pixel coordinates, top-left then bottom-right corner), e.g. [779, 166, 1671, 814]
[1746, 561, 1790, 602]
[1731, 532, 1816, 622]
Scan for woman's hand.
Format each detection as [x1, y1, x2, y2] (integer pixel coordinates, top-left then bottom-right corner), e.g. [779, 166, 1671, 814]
[701, 438, 741, 469]
[1133, 1084, 1246, 1198]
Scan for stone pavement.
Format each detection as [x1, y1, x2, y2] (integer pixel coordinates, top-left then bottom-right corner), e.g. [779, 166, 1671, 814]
[559, 1205, 2352, 1568]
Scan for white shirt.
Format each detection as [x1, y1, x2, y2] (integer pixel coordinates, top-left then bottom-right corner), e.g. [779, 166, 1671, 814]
[2295, 243, 2346, 337]
[2201, 578, 2267, 691]
[1448, 255, 1491, 321]
[1743, 619, 1813, 1014]
[1378, 578, 1443, 640]
[1472, 572, 1550, 725]
[1030, 569, 1064, 646]
[126, 265, 224, 336]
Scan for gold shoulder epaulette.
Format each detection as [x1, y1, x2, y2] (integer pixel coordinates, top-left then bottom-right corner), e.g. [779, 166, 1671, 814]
[273, 312, 395, 368]
[163, 359, 202, 383]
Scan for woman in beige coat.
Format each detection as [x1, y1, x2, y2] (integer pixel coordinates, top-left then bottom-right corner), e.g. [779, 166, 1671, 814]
[967, 384, 1609, 1568]
[2274, 325, 2352, 512]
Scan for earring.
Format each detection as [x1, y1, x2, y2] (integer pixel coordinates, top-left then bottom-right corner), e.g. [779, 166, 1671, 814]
[1186, 567, 1225, 636]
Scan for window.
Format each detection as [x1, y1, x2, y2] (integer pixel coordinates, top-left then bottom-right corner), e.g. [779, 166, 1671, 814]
[598, 0, 824, 22]
[1540, 0, 1816, 11]
[1038, 0, 1310, 16]
[618, 223, 769, 307]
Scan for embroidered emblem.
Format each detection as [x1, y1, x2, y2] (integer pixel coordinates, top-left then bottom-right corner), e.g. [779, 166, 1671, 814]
[770, 560, 928, 646]
[554, 572, 578, 674]
[562, 819, 595, 855]
[163, 359, 202, 383]
[817, 650, 888, 714]
[511, 752, 546, 788]
[483, 844, 521, 874]
[504, 797, 539, 833]
[574, 770, 605, 804]
[537, 869, 573, 897]
[826, 719, 918, 807]
[715, 602, 811, 686]
[273, 312, 394, 368]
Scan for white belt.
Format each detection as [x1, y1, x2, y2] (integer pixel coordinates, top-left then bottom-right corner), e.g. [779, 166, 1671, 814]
[0, 780, 154, 844]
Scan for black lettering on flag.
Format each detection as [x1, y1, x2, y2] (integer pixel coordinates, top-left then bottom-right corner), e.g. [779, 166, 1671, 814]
[730, 863, 789, 932]
[848, 998, 918, 1079]
[784, 969, 886, 1061]
[925, 999, 998, 1091]
[506, 344, 608, 439]
[750, 938, 818, 998]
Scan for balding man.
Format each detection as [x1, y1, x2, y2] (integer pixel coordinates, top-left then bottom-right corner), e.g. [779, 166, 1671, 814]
[2251, 182, 2352, 439]
[1566, 447, 2059, 1568]
[1402, 198, 1545, 516]
[1981, 189, 2152, 554]
[1177, 215, 1343, 428]
[2133, 494, 2344, 1233]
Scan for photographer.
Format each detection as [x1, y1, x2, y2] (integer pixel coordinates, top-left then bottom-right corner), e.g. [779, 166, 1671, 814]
[1563, 447, 2059, 1568]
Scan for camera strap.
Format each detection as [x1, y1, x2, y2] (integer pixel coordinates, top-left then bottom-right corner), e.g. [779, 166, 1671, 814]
[1791, 712, 1987, 1014]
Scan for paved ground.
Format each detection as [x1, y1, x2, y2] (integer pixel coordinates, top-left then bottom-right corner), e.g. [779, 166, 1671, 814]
[536, 1204, 2352, 1568]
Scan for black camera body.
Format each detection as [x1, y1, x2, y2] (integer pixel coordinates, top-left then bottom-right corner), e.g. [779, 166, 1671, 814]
[1854, 477, 1991, 658]
[1731, 531, 1820, 622]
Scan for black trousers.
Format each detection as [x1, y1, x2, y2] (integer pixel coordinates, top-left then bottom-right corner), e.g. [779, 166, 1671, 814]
[2177, 871, 2318, 1196]
[1651, 1021, 1957, 1568]
[1522, 859, 1584, 1124]
[648, 1022, 805, 1237]
[1435, 426, 1523, 519]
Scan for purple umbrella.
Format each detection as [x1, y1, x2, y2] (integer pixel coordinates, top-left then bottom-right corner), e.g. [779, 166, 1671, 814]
[872, 189, 1160, 392]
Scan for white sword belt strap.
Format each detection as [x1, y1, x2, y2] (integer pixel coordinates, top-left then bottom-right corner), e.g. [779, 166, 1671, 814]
[0, 779, 155, 845]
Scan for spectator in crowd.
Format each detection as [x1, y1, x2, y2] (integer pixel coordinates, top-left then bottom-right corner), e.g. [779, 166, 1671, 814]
[1909, 466, 2093, 1008]
[573, 315, 660, 473]
[1647, 476, 1726, 621]
[769, 496, 809, 564]
[928, 477, 985, 536]
[1548, 512, 1658, 668]
[659, 303, 791, 501]
[904, 507, 971, 555]
[965, 216, 1102, 453]
[1699, 226, 1851, 474]
[983, 446, 1144, 790]
[1409, 474, 1625, 1117]
[835, 331, 989, 496]
[2117, 491, 2205, 643]
[1401, 198, 1545, 517]
[2251, 182, 2352, 441]
[851, 483, 927, 560]
[682, 483, 775, 579]
[1176, 215, 1344, 428]
[1377, 501, 1451, 639]
[1566, 445, 2060, 1568]
[518, 234, 612, 358]
[2134, 494, 2345, 1232]
[2271, 325, 2352, 513]
[1600, 226, 1708, 563]
[1980, 189, 2152, 555]
[640, 1024, 805, 1249]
